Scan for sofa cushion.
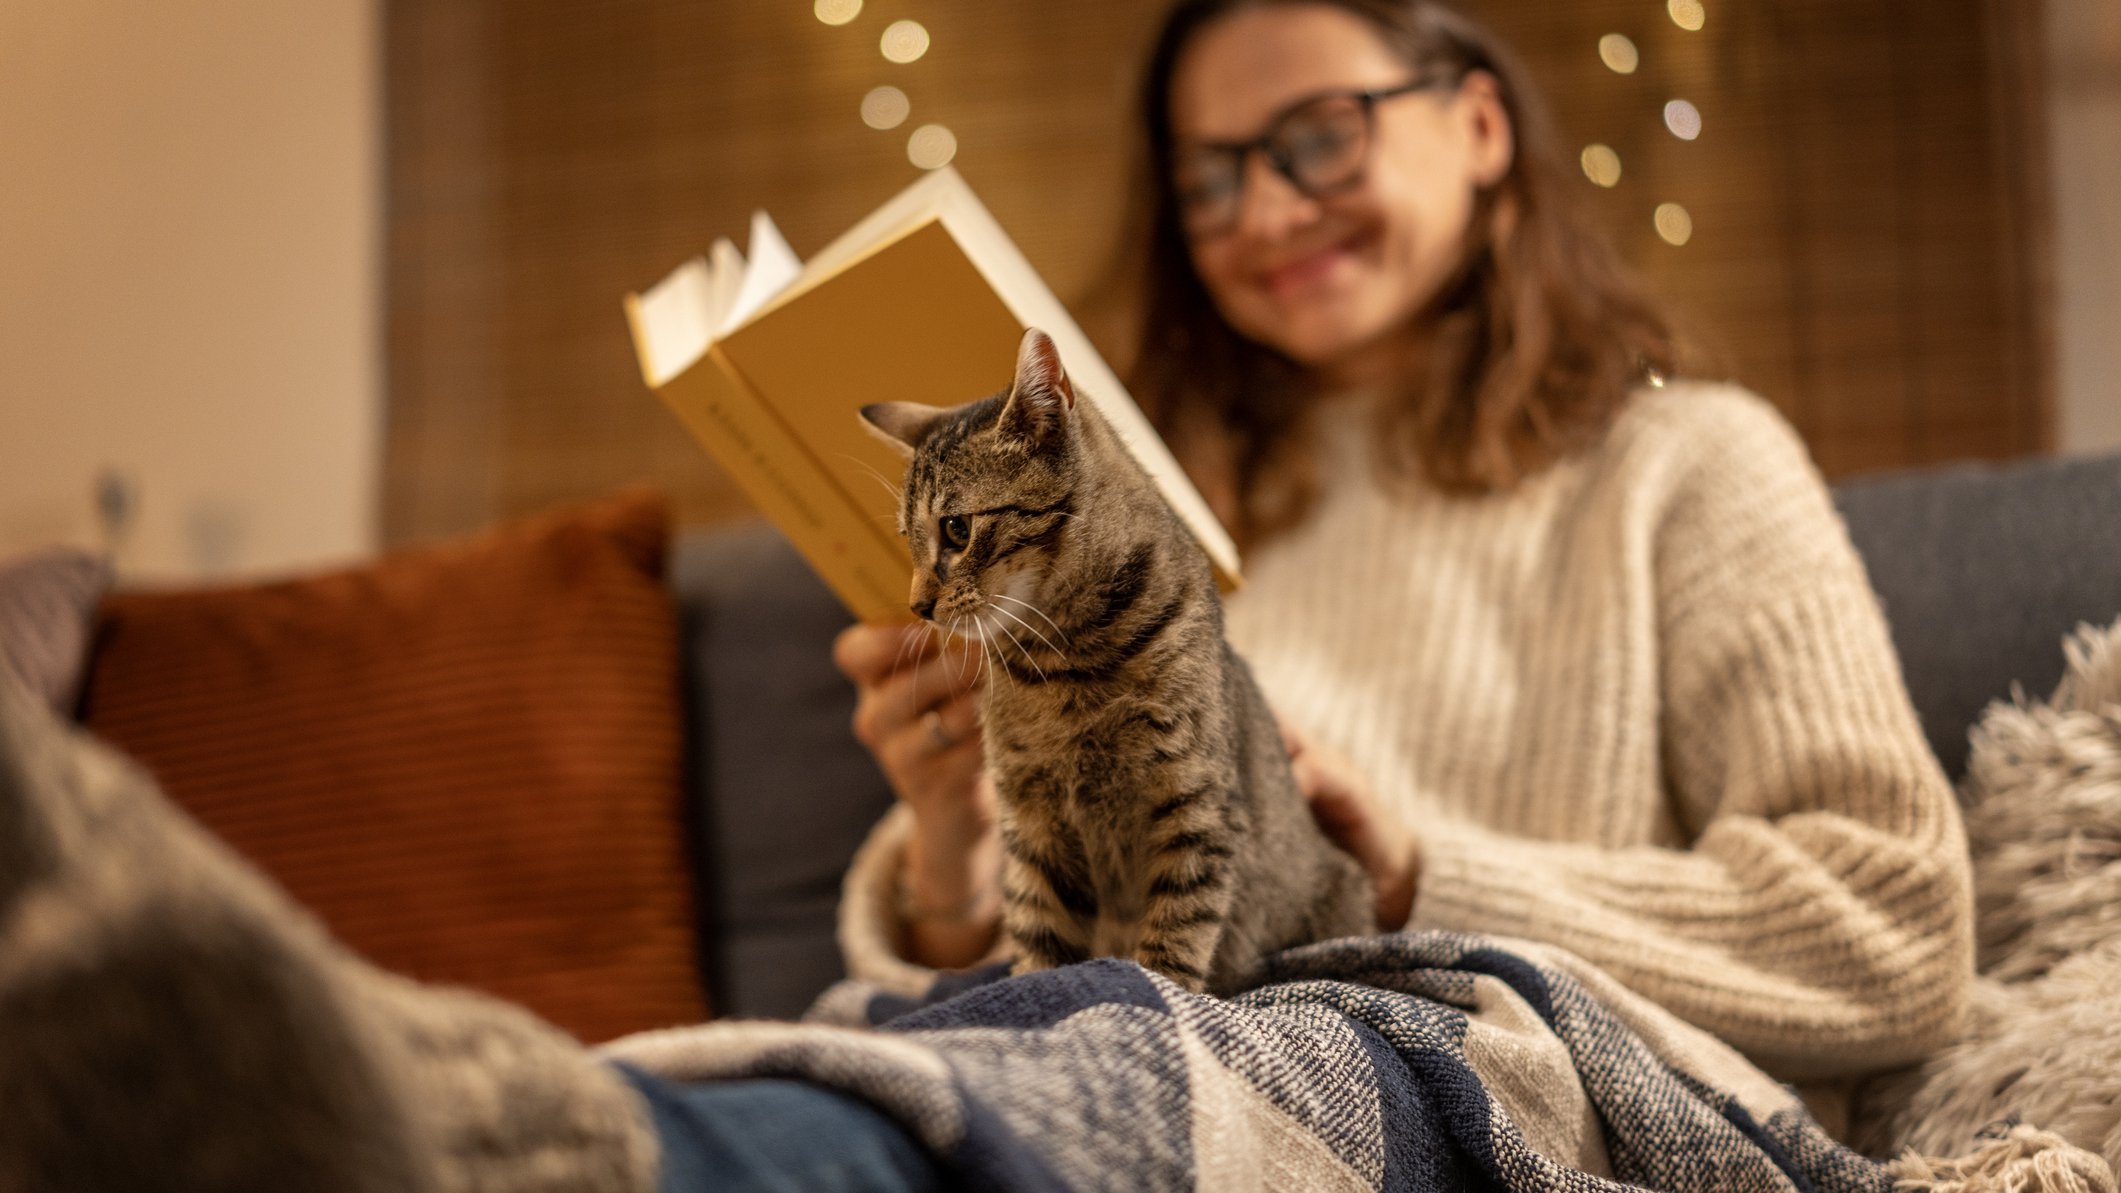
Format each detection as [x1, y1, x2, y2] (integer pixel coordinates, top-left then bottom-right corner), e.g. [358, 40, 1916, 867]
[81, 488, 706, 1042]
[671, 524, 894, 1020]
[1834, 452, 2121, 778]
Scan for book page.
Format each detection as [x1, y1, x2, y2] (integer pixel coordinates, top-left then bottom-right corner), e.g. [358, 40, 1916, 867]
[705, 237, 744, 334]
[626, 256, 716, 387]
[720, 210, 802, 336]
[628, 211, 804, 387]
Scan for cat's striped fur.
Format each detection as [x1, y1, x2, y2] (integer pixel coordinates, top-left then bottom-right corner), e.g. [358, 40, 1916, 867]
[860, 329, 1372, 993]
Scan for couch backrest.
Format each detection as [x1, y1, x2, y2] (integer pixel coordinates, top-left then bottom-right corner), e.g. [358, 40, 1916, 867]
[1834, 451, 2121, 777]
[670, 528, 894, 1019]
[675, 450, 2121, 1018]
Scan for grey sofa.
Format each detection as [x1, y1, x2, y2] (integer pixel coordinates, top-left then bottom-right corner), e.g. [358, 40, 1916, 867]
[673, 451, 2121, 1020]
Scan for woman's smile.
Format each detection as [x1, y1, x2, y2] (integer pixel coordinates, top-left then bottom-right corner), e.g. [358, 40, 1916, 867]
[1257, 231, 1371, 302]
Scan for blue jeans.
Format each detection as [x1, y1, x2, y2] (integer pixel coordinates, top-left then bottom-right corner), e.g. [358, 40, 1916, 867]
[614, 1065, 944, 1193]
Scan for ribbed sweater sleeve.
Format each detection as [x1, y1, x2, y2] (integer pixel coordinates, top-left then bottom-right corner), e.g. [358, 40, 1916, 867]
[1407, 395, 1975, 1078]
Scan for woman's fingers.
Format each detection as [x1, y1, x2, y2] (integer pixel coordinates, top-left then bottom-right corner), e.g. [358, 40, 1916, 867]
[833, 621, 940, 686]
[848, 641, 982, 746]
[879, 698, 980, 769]
[930, 692, 981, 745]
[1277, 719, 1308, 762]
[1295, 755, 1369, 853]
[1289, 740, 1421, 931]
[883, 640, 982, 717]
[877, 726, 985, 827]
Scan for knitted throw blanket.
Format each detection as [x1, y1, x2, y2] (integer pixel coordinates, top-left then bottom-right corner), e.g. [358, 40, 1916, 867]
[605, 930, 1890, 1192]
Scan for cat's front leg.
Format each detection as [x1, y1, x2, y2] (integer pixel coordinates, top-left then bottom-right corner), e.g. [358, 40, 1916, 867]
[1134, 828, 1236, 993]
[1000, 848, 1093, 977]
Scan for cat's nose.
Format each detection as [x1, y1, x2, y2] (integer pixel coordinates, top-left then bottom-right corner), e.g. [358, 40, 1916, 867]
[911, 595, 936, 620]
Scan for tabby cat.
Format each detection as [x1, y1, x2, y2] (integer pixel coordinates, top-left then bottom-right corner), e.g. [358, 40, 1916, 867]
[860, 328, 1373, 994]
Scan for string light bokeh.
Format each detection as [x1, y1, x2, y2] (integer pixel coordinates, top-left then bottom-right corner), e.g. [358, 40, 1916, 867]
[880, 20, 930, 64]
[1654, 202, 1694, 246]
[812, 0, 861, 27]
[906, 124, 957, 169]
[1581, 144, 1623, 188]
[1663, 99, 1702, 141]
[1598, 33, 1639, 75]
[1584, 5, 1711, 247]
[814, 8, 955, 170]
[810, 8, 962, 169]
[861, 85, 909, 130]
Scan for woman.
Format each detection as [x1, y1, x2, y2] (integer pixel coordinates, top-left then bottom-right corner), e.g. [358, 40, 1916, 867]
[832, 0, 1974, 1121]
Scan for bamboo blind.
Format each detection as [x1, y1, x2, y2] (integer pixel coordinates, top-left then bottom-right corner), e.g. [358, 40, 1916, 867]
[384, 0, 2050, 544]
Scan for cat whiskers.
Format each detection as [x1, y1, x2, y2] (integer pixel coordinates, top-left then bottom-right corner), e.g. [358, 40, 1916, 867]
[987, 602, 1064, 667]
[837, 453, 905, 506]
[887, 619, 936, 731]
[946, 615, 988, 693]
[887, 617, 934, 682]
[958, 608, 1016, 694]
[980, 606, 1050, 683]
[973, 617, 997, 691]
[990, 593, 1069, 653]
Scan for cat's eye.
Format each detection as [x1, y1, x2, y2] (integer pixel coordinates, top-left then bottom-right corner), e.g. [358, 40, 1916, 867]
[940, 515, 971, 550]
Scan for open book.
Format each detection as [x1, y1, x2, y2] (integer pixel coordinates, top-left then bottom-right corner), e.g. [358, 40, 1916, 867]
[623, 166, 1240, 625]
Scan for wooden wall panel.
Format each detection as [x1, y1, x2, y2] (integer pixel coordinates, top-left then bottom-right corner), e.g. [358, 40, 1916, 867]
[385, 0, 2051, 545]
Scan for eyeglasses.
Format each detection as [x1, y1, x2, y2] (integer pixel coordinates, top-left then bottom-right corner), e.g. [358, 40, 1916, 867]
[1171, 79, 1448, 238]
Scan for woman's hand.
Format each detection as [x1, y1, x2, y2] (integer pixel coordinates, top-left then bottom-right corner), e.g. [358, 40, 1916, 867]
[834, 622, 1003, 967]
[1282, 720, 1421, 931]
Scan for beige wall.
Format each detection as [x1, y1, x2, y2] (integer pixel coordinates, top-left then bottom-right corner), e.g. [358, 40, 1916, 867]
[0, 0, 378, 582]
[2050, 0, 2121, 456]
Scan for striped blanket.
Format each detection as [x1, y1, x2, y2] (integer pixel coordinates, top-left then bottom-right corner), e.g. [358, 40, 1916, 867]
[604, 930, 1889, 1192]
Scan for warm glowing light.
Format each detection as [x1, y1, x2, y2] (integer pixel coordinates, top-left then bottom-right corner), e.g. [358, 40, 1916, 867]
[907, 124, 957, 169]
[881, 19, 929, 63]
[1580, 144, 1623, 187]
[1598, 33, 1639, 74]
[1655, 202, 1694, 245]
[813, 0, 861, 26]
[1668, 0, 1706, 31]
[861, 85, 909, 129]
[1664, 99, 1703, 140]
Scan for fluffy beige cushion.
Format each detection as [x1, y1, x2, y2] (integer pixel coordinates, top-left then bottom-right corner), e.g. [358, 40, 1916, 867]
[0, 549, 111, 717]
[1855, 616, 2121, 1177]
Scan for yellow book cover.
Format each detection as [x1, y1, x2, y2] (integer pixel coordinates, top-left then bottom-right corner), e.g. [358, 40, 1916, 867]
[625, 167, 1240, 625]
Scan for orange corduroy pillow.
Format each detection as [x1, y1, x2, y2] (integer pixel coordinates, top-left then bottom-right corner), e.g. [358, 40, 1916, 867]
[81, 488, 706, 1042]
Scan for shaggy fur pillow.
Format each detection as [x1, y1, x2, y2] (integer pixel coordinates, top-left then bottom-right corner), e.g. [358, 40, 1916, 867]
[0, 549, 111, 718]
[1855, 616, 2121, 1175]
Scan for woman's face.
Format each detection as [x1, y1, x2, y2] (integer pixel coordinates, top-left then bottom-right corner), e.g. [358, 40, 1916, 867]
[1168, 4, 1513, 381]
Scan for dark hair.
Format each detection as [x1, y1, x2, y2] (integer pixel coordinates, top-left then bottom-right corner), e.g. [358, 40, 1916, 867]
[1122, 0, 1682, 548]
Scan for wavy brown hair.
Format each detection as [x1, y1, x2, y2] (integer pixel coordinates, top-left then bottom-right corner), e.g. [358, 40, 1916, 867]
[1122, 0, 1683, 548]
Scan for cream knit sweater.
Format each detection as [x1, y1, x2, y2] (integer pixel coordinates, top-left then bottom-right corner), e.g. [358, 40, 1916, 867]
[838, 381, 1974, 1083]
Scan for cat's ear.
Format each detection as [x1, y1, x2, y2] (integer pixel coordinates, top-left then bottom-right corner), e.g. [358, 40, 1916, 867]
[859, 401, 949, 459]
[997, 328, 1076, 451]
